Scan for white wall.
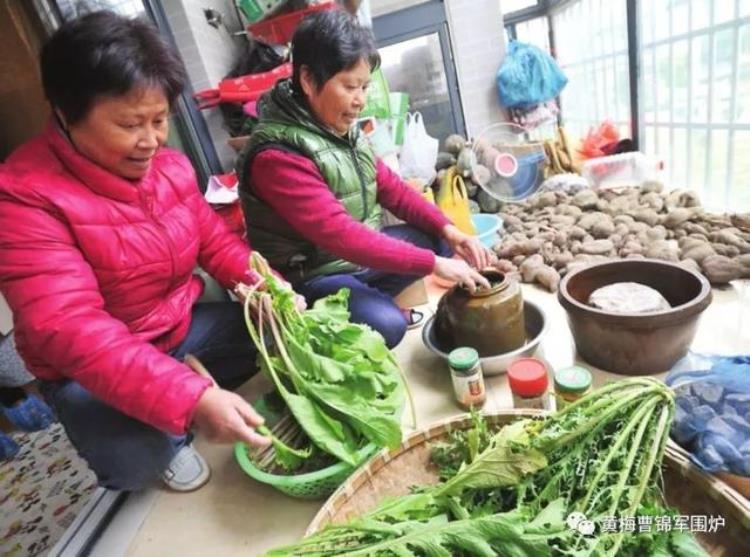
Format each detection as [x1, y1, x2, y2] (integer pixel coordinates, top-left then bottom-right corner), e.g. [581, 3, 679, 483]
[445, 0, 508, 138]
[163, 0, 244, 172]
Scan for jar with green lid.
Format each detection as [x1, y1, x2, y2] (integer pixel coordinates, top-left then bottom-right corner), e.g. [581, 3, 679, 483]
[448, 347, 486, 410]
[554, 366, 593, 409]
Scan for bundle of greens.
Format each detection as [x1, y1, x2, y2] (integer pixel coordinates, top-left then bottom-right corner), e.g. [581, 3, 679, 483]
[238, 253, 416, 472]
[269, 378, 709, 556]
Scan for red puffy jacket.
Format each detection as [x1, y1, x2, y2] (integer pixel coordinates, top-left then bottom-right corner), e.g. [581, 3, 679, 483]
[0, 123, 255, 434]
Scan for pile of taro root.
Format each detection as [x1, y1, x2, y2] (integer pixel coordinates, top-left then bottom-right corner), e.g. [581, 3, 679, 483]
[491, 181, 750, 291]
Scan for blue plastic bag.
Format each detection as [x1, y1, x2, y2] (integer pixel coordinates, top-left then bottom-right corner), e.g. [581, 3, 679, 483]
[496, 41, 568, 109]
[666, 354, 750, 476]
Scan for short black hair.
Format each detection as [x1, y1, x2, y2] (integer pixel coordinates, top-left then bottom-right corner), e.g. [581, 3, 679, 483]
[40, 11, 187, 124]
[291, 10, 380, 93]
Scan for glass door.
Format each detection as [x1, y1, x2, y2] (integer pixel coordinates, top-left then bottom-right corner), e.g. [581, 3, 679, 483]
[373, 0, 465, 141]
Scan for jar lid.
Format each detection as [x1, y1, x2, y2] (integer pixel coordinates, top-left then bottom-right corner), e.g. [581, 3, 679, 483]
[448, 347, 479, 370]
[554, 366, 593, 394]
[507, 357, 548, 397]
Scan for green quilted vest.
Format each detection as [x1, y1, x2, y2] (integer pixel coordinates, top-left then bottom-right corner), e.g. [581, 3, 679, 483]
[237, 80, 382, 283]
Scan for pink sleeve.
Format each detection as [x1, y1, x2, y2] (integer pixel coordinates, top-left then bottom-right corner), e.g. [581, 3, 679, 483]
[249, 150, 437, 275]
[375, 159, 452, 235]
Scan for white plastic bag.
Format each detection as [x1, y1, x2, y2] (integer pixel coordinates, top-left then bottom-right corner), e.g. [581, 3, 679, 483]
[398, 112, 438, 185]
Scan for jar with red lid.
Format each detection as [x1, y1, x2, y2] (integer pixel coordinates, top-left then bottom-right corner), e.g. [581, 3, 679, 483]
[507, 357, 551, 411]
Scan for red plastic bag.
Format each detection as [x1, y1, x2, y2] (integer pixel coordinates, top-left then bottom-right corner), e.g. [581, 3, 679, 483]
[579, 121, 620, 159]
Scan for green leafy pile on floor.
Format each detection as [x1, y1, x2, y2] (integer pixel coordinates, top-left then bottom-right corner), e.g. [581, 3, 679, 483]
[269, 378, 708, 556]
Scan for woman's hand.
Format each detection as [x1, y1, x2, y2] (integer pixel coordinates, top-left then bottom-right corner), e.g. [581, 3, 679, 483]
[434, 256, 491, 291]
[442, 224, 496, 271]
[192, 387, 271, 448]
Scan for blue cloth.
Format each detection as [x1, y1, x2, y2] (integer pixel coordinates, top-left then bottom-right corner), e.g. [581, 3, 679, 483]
[296, 225, 450, 348]
[40, 302, 257, 491]
[1, 393, 56, 432]
[0, 430, 20, 461]
[496, 41, 568, 109]
[667, 353, 750, 476]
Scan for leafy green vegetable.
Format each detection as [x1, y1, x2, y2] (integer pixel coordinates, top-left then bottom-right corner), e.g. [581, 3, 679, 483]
[270, 378, 710, 557]
[239, 253, 415, 472]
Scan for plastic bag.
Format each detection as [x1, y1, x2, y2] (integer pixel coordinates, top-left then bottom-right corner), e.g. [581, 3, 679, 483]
[666, 353, 750, 476]
[579, 120, 621, 159]
[388, 92, 410, 147]
[398, 112, 438, 185]
[361, 68, 391, 119]
[436, 167, 476, 235]
[496, 41, 568, 109]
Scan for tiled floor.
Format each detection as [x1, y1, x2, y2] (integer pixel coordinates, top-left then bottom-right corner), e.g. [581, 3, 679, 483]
[93, 278, 749, 557]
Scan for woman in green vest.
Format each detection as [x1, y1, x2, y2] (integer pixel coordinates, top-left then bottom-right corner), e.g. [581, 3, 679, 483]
[238, 10, 493, 348]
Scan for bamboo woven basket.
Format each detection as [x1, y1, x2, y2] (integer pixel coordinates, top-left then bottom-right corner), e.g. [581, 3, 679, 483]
[306, 411, 750, 555]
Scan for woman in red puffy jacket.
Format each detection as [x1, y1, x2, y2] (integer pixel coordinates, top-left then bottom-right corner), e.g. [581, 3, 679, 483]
[0, 11, 275, 492]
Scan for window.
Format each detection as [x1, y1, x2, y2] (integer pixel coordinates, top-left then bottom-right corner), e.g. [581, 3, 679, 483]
[504, 0, 540, 14]
[514, 16, 550, 53]
[640, 0, 750, 211]
[552, 0, 631, 141]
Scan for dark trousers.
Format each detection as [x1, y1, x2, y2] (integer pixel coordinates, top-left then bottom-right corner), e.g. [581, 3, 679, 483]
[296, 225, 450, 348]
[41, 302, 256, 491]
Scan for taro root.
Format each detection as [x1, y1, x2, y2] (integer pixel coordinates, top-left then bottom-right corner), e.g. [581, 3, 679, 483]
[553, 251, 574, 268]
[559, 204, 583, 218]
[631, 208, 660, 226]
[619, 240, 643, 257]
[565, 225, 585, 241]
[678, 191, 701, 208]
[443, 134, 466, 155]
[493, 259, 518, 274]
[681, 243, 716, 264]
[573, 189, 598, 209]
[520, 254, 545, 282]
[677, 258, 702, 275]
[645, 225, 668, 242]
[711, 243, 741, 258]
[737, 254, 750, 277]
[535, 191, 558, 208]
[640, 192, 665, 212]
[730, 213, 750, 230]
[436, 151, 457, 170]
[710, 229, 750, 252]
[472, 164, 490, 186]
[641, 180, 664, 194]
[477, 189, 502, 213]
[701, 254, 744, 284]
[534, 265, 561, 291]
[663, 208, 693, 229]
[581, 239, 615, 255]
[578, 212, 608, 231]
[456, 147, 477, 177]
[591, 217, 616, 239]
[644, 241, 679, 262]
[614, 214, 635, 225]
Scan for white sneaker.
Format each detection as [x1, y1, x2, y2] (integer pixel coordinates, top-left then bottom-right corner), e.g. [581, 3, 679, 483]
[161, 444, 211, 492]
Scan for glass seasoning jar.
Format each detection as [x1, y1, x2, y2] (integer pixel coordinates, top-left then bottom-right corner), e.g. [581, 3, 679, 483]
[554, 366, 593, 409]
[507, 357, 551, 411]
[448, 347, 486, 410]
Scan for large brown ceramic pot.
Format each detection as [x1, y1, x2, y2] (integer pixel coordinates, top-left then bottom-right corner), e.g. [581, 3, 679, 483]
[434, 270, 525, 357]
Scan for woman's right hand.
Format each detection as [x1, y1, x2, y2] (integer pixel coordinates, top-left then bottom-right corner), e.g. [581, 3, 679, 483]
[434, 256, 491, 291]
[192, 387, 271, 448]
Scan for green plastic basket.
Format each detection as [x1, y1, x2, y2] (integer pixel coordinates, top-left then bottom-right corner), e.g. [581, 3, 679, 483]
[235, 441, 379, 500]
[236, 0, 285, 23]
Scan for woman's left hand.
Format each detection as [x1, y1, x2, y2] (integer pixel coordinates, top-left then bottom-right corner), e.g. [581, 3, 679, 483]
[442, 224, 496, 270]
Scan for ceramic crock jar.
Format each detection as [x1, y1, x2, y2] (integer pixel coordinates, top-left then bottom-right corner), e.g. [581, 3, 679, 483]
[434, 270, 525, 357]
